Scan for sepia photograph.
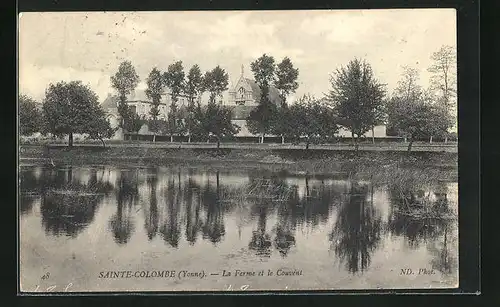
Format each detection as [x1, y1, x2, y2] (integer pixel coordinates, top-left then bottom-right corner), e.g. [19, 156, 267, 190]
[18, 9, 459, 293]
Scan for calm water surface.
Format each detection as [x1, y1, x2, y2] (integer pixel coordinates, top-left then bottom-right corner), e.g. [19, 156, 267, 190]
[19, 165, 458, 292]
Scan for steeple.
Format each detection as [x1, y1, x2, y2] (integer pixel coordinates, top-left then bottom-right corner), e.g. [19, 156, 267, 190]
[241, 64, 244, 78]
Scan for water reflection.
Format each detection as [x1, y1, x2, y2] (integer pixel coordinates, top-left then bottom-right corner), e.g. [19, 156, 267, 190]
[329, 182, 383, 274]
[183, 178, 203, 245]
[39, 167, 113, 238]
[144, 168, 159, 240]
[201, 172, 226, 245]
[160, 173, 183, 247]
[387, 183, 454, 249]
[19, 165, 458, 277]
[109, 170, 138, 244]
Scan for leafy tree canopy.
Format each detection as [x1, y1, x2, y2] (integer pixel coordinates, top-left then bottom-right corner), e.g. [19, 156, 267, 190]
[203, 66, 229, 104]
[19, 94, 42, 136]
[327, 58, 386, 139]
[274, 57, 299, 106]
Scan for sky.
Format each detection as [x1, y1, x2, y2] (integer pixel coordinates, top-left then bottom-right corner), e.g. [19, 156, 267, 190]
[18, 9, 456, 104]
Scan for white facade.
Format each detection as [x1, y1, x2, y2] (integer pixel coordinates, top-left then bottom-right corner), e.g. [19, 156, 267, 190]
[336, 125, 387, 138]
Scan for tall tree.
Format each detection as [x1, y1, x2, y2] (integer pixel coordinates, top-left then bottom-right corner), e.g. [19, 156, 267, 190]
[251, 53, 276, 89]
[164, 61, 186, 142]
[202, 102, 240, 149]
[42, 81, 110, 147]
[247, 54, 278, 143]
[290, 95, 339, 149]
[110, 61, 140, 130]
[388, 67, 453, 149]
[428, 45, 457, 141]
[203, 65, 229, 104]
[19, 94, 41, 136]
[387, 96, 443, 152]
[270, 105, 294, 144]
[428, 45, 457, 109]
[395, 66, 423, 101]
[272, 57, 299, 144]
[86, 107, 116, 148]
[185, 64, 204, 142]
[274, 57, 299, 107]
[145, 67, 165, 142]
[327, 58, 386, 151]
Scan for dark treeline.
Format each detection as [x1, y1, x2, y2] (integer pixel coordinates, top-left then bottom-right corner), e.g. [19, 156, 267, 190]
[19, 45, 456, 152]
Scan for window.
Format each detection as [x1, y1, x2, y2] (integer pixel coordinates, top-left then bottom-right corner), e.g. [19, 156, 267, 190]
[238, 87, 245, 99]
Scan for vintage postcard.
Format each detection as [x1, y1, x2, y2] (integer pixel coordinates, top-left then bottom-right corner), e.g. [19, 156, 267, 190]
[18, 9, 458, 293]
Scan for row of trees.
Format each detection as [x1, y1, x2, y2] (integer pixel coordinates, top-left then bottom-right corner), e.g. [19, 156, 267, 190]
[19, 45, 456, 152]
[111, 60, 238, 146]
[243, 46, 455, 151]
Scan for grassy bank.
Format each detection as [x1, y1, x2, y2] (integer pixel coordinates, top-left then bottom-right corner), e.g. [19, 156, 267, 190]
[19, 144, 458, 180]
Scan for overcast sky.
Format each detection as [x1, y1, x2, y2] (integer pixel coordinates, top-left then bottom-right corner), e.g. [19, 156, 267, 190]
[19, 9, 456, 103]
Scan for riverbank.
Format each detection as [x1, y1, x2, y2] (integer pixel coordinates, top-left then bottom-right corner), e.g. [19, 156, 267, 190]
[19, 144, 458, 181]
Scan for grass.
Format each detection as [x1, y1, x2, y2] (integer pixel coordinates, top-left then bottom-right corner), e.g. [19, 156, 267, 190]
[19, 144, 457, 181]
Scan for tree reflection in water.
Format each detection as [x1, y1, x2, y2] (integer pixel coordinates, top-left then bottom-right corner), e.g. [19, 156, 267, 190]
[427, 222, 457, 276]
[160, 172, 182, 248]
[109, 170, 138, 245]
[246, 175, 284, 257]
[184, 177, 203, 245]
[272, 178, 296, 257]
[248, 201, 273, 257]
[41, 166, 112, 238]
[19, 167, 42, 215]
[144, 168, 159, 241]
[387, 183, 453, 249]
[329, 182, 382, 274]
[201, 171, 226, 245]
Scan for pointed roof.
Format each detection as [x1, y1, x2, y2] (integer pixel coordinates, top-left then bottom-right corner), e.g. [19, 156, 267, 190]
[101, 94, 119, 109]
[243, 78, 283, 105]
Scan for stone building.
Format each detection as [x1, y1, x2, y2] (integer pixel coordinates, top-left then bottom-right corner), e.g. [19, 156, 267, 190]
[227, 66, 283, 137]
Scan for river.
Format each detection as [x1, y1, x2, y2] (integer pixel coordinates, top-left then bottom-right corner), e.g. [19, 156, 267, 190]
[19, 164, 458, 292]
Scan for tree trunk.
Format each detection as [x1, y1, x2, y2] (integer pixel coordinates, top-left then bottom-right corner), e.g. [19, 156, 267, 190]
[100, 138, 106, 148]
[351, 131, 355, 146]
[188, 133, 191, 143]
[429, 135, 433, 144]
[170, 135, 173, 143]
[372, 126, 375, 144]
[354, 136, 359, 152]
[68, 133, 73, 148]
[153, 134, 156, 143]
[261, 133, 265, 144]
[404, 136, 407, 143]
[445, 136, 448, 143]
[281, 135, 285, 144]
[407, 138, 414, 152]
[217, 138, 221, 149]
[305, 137, 310, 150]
